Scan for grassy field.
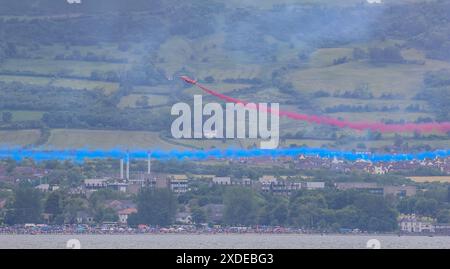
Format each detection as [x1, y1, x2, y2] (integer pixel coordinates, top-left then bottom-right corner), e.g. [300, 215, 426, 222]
[0, 75, 119, 94]
[118, 94, 170, 109]
[0, 110, 44, 122]
[0, 129, 41, 147]
[326, 111, 433, 122]
[133, 85, 176, 94]
[408, 176, 450, 183]
[0, 59, 127, 78]
[156, 35, 271, 80]
[0, 75, 52, 85]
[286, 48, 450, 99]
[0, 24, 448, 152]
[309, 48, 354, 68]
[51, 79, 118, 94]
[42, 129, 189, 150]
[166, 138, 262, 150]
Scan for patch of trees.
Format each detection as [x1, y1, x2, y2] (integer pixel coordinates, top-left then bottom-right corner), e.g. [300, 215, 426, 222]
[222, 78, 263, 85]
[0, 42, 18, 59]
[352, 46, 406, 64]
[1, 112, 12, 123]
[414, 117, 434, 124]
[0, 82, 171, 131]
[332, 85, 374, 99]
[398, 190, 450, 221]
[128, 188, 177, 227]
[222, 188, 399, 232]
[379, 93, 403, 100]
[0, 62, 166, 87]
[0, 1, 221, 48]
[332, 56, 349, 66]
[283, 131, 306, 140]
[55, 51, 128, 64]
[4, 185, 43, 225]
[369, 47, 405, 64]
[325, 104, 399, 113]
[416, 70, 450, 121]
[352, 48, 367, 60]
[374, 1, 450, 61]
[313, 90, 330, 98]
[223, 187, 259, 226]
[405, 104, 424, 113]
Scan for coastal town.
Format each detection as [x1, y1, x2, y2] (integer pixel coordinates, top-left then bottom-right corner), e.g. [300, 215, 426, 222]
[1, 154, 450, 235]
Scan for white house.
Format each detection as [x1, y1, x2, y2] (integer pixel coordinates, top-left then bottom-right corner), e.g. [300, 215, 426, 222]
[303, 182, 325, 190]
[84, 178, 108, 190]
[212, 177, 232, 185]
[175, 212, 193, 224]
[118, 208, 137, 224]
[259, 175, 278, 184]
[35, 184, 50, 192]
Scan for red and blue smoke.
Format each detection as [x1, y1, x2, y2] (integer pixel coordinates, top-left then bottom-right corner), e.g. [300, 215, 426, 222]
[193, 79, 450, 133]
[0, 147, 449, 163]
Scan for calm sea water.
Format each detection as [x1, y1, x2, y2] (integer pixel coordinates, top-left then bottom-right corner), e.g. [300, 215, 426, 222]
[1, 234, 450, 249]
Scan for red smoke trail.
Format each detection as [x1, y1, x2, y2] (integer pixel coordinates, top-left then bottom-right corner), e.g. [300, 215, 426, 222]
[192, 80, 450, 133]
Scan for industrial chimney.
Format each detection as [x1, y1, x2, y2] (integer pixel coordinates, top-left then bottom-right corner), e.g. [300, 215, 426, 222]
[120, 159, 124, 180]
[147, 152, 151, 175]
[126, 156, 130, 181]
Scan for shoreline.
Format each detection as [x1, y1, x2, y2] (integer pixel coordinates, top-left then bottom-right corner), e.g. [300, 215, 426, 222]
[0, 232, 442, 234]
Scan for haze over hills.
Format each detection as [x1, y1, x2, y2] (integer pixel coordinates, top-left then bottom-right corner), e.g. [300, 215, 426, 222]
[0, 0, 449, 152]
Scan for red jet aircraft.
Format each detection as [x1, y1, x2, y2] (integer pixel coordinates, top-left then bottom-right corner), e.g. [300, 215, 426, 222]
[180, 76, 197, 85]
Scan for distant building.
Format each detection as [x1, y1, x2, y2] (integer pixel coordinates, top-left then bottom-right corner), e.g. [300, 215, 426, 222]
[383, 185, 416, 198]
[169, 175, 189, 194]
[335, 182, 416, 197]
[118, 208, 137, 224]
[434, 224, 450, 235]
[259, 175, 278, 184]
[335, 182, 384, 195]
[175, 212, 193, 225]
[84, 179, 108, 190]
[262, 182, 302, 196]
[303, 182, 325, 190]
[232, 178, 252, 186]
[76, 211, 94, 224]
[335, 182, 379, 191]
[104, 200, 136, 212]
[398, 214, 435, 233]
[107, 182, 128, 193]
[154, 174, 170, 189]
[129, 172, 150, 186]
[367, 0, 382, 4]
[212, 177, 232, 185]
[35, 184, 50, 192]
[372, 165, 389, 175]
[127, 183, 142, 195]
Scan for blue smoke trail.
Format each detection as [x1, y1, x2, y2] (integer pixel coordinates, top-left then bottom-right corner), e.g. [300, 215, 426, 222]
[0, 147, 449, 163]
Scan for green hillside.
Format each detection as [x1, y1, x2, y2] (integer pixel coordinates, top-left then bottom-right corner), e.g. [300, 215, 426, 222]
[0, 0, 449, 151]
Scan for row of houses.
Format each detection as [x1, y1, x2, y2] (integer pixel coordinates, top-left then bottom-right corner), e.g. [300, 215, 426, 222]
[291, 156, 450, 175]
[83, 173, 190, 194]
[398, 214, 450, 234]
[0, 166, 48, 182]
[335, 182, 417, 197]
[79, 174, 416, 198]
